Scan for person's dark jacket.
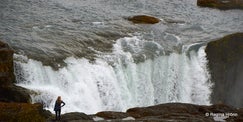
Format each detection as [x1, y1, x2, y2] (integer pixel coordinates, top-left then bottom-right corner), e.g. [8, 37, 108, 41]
[54, 100, 65, 111]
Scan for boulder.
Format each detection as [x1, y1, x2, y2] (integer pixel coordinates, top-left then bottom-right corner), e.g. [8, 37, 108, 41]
[127, 15, 160, 24]
[95, 111, 130, 119]
[0, 85, 31, 103]
[59, 112, 93, 121]
[205, 33, 243, 108]
[197, 0, 243, 10]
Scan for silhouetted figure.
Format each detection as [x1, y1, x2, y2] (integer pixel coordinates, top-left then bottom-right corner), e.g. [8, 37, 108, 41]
[54, 96, 65, 120]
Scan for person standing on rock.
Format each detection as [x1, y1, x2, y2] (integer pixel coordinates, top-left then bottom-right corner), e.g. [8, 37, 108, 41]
[54, 96, 65, 120]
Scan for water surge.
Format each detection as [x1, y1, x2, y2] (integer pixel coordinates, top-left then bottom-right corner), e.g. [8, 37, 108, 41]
[14, 36, 212, 114]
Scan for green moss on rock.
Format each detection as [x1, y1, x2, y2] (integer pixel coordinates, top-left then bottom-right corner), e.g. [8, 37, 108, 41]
[0, 102, 46, 122]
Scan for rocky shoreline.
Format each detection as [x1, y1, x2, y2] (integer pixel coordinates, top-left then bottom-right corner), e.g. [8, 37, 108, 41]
[0, 102, 242, 122]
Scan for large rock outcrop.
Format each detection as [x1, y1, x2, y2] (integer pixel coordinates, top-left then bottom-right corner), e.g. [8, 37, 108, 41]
[57, 112, 93, 121]
[205, 33, 243, 108]
[127, 103, 241, 122]
[0, 40, 31, 103]
[94, 103, 242, 122]
[0, 85, 31, 103]
[197, 0, 243, 10]
[0, 102, 50, 122]
[0, 41, 15, 86]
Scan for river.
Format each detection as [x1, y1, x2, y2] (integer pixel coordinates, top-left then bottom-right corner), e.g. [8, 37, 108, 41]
[0, 0, 242, 114]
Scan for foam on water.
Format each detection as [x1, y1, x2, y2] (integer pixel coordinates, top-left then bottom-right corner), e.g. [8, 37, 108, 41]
[14, 36, 212, 114]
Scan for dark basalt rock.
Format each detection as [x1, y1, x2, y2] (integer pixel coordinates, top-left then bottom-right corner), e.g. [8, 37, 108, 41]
[197, 0, 243, 10]
[0, 41, 15, 86]
[126, 103, 202, 118]
[0, 40, 31, 103]
[0, 85, 31, 103]
[127, 15, 160, 24]
[60, 112, 93, 121]
[92, 103, 242, 122]
[0, 102, 47, 122]
[96, 111, 130, 119]
[205, 33, 243, 108]
[126, 103, 241, 121]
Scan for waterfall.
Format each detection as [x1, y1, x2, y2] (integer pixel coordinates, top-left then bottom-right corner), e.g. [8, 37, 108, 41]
[14, 36, 212, 114]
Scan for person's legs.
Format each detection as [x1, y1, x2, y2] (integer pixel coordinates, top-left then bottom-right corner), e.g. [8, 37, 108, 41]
[55, 111, 58, 120]
[58, 110, 61, 120]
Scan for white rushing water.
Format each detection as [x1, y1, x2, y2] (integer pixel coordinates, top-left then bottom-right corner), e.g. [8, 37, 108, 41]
[14, 36, 212, 114]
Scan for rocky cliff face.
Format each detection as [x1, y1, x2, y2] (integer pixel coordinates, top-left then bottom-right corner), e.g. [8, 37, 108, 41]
[206, 33, 243, 108]
[0, 40, 30, 103]
[197, 0, 243, 10]
[0, 41, 15, 86]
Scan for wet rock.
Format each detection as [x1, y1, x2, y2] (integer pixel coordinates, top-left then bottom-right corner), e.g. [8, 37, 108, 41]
[127, 15, 160, 24]
[205, 33, 243, 108]
[0, 40, 31, 103]
[0, 41, 14, 86]
[197, 0, 243, 10]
